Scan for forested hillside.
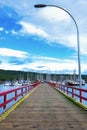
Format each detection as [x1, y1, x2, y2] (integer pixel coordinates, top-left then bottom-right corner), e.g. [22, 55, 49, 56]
[0, 69, 87, 83]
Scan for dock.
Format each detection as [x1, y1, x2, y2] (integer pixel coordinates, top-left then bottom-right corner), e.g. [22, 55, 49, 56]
[0, 83, 87, 130]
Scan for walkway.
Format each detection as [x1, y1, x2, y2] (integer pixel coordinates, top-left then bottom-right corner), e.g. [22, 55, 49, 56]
[0, 83, 87, 130]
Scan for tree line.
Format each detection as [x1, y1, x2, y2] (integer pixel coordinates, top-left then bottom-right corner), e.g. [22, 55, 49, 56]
[0, 69, 87, 83]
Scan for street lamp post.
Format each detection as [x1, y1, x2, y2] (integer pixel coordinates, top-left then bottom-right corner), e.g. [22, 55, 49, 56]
[34, 4, 82, 88]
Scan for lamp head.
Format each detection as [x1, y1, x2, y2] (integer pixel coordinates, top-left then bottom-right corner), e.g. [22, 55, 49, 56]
[34, 4, 47, 8]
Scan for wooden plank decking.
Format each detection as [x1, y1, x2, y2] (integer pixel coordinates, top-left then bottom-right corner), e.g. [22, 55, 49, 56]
[0, 83, 87, 130]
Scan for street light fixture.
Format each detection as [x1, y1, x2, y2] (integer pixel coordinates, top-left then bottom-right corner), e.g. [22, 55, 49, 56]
[34, 4, 82, 88]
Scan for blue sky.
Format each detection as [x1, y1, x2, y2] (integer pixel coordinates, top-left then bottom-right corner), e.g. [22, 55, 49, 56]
[0, 0, 87, 74]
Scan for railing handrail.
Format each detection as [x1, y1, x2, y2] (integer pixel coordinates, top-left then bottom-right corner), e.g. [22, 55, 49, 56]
[0, 86, 26, 96]
[0, 82, 40, 96]
[62, 85, 87, 92]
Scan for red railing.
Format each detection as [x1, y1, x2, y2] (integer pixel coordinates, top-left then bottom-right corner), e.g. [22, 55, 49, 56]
[48, 82, 87, 105]
[0, 82, 40, 110]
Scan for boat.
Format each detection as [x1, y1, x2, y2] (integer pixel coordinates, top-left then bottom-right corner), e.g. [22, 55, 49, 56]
[4, 82, 12, 86]
[65, 69, 85, 86]
[65, 79, 85, 86]
[22, 80, 31, 86]
[11, 80, 22, 86]
[4, 80, 12, 86]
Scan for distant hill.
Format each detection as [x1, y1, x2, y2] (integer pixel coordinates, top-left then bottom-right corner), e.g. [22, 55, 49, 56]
[0, 69, 87, 83]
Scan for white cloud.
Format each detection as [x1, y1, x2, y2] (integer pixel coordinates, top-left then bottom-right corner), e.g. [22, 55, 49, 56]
[80, 35, 87, 54]
[37, 7, 70, 23]
[5, 30, 9, 34]
[19, 21, 49, 38]
[18, 20, 87, 55]
[11, 30, 18, 35]
[0, 47, 86, 74]
[0, 48, 28, 58]
[0, 27, 4, 31]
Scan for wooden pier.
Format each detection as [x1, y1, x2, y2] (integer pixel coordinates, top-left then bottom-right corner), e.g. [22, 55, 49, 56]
[0, 83, 87, 130]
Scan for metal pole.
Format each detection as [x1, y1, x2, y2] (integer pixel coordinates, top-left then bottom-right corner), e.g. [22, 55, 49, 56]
[34, 4, 81, 87]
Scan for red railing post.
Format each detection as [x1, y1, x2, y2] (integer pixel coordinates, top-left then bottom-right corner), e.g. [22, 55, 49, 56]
[61, 86, 62, 91]
[28, 86, 30, 92]
[4, 94, 6, 109]
[72, 88, 74, 98]
[21, 88, 23, 96]
[25, 87, 27, 93]
[80, 89, 82, 103]
[60, 85, 62, 91]
[67, 87, 68, 95]
[15, 90, 17, 101]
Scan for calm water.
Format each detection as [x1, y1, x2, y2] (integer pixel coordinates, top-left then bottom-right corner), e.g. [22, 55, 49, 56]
[0, 84, 18, 92]
[83, 83, 87, 89]
[0, 84, 19, 91]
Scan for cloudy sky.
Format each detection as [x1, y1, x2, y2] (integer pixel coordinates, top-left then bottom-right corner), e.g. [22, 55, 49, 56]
[0, 0, 87, 74]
